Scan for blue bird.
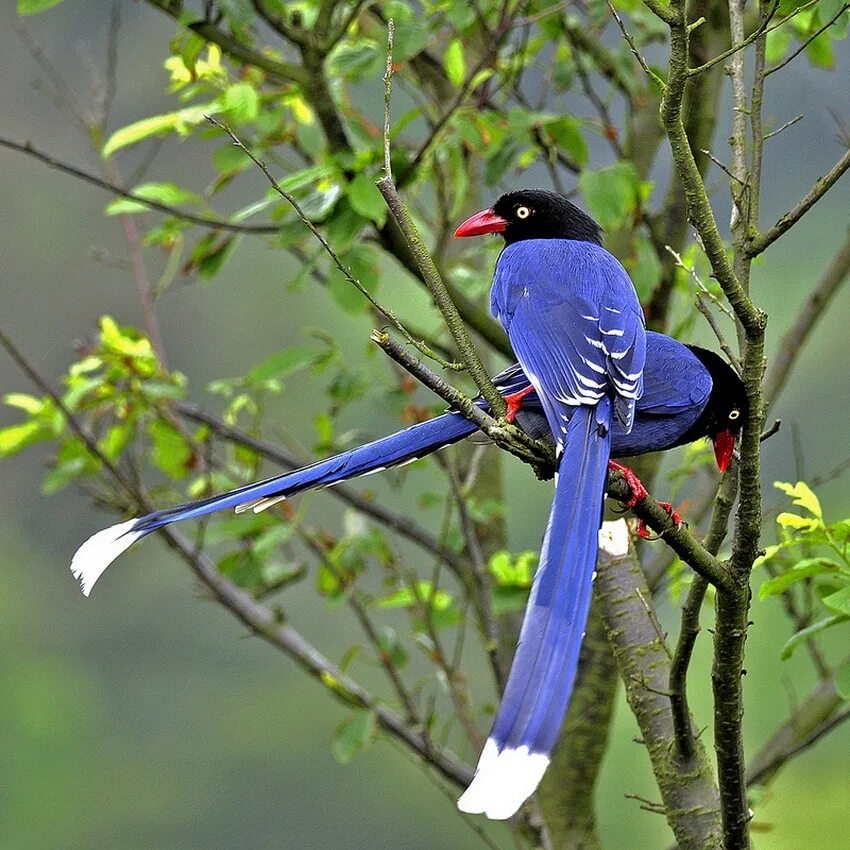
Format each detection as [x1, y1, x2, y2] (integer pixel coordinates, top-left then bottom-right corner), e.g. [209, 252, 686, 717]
[451, 189, 655, 818]
[69, 334, 743, 597]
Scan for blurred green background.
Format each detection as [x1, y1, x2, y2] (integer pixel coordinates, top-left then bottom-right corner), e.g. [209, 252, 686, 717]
[1, 2, 849, 848]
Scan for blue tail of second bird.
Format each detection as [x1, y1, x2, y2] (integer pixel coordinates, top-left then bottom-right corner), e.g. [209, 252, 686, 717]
[457, 399, 612, 820]
[70, 411, 478, 596]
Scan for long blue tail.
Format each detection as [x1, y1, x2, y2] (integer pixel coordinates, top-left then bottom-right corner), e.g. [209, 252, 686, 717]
[70, 411, 477, 595]
[457, 399, 612, 819]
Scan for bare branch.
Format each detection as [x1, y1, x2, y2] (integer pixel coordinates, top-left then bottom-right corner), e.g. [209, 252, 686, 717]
[747, 148, 850, 257]
[687, 0, 780, 77]
[0, 135, 280, 235]
[0, 326, 472, 786]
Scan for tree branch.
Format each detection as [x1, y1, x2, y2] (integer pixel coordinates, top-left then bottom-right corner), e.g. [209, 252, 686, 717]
[746, 679, 849, 787]
[596, 520, 723, 849]
[747, 148, 850, 257]
[0, 136, 281, 235]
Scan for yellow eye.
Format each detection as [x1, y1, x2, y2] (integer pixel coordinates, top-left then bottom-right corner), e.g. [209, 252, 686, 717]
[729, 409, 740, 421]
[516, 205, 531, 219]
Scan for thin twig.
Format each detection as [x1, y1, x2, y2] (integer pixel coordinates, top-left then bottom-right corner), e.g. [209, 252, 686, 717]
[374, 178, 506, 408]
[382, 19, 394, 180]
[748, 148, 850, 257]
[0, 136, 281, 235]
[606, 0, 666, 90]
[687, 0, 781, 76]
[763, 114, 803, 142]
[765, 3, 850, 78]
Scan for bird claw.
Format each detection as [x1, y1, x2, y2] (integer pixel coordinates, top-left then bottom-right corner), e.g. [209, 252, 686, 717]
[636, 501, 684, 540]
[608, 460, 648, 507]
[503, 385, 535, 423]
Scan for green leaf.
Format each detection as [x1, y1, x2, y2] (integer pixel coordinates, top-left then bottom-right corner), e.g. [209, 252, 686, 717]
[332, 710, 375, 764]
[822, 584, 850, 616]
[774, 480, 822, 518]
[776, 511, 819, 531]
[185, 233, 235, 280]
[0, 421, 49, 457]
[781, 614, 850, 659]
[102, 101, 222, 157]
[328, 40, 382, 78]
[489, 550, 537, 588]
[17, 0, 64, 14]
[248, 346, 320, 383]
[758, 558, 841, 600]
[223, 83, 260, 123]
[392, 20, 430, 61]
[444, 39, 466, 87]
[766, 27, 792, 63]
[106, 182, 203, 215]
[579, 162, 641, 230]
[378, 581, 454, 611]
[3, 393, 43, 414]
[347, 174, 387, 226]
[148, 420, 192, 479]
[541, 116, 589, 167]
[377, 626, 409, 669]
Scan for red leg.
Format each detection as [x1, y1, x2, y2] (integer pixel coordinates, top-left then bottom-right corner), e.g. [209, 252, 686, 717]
[608, 460, 648, 507]
[636, 501, 683, 539]
[503, 385, 536, 423]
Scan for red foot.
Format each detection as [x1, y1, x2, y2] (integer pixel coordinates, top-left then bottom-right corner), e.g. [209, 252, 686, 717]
[503, 385, 536, 423]
[637, 501, 683, 539]
[608, 460, 648, 507]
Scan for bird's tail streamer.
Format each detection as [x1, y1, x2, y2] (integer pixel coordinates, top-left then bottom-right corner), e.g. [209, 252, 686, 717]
[71, 411, 479, 596]
[457, 398, 612, 820]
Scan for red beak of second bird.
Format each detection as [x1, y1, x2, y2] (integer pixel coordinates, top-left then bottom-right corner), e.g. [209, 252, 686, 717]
[712, 429, 736, 473]
[455, 207, 737, 475]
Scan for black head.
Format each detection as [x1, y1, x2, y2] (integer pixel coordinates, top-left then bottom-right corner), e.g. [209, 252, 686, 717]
[686, 345, 749, 471]
[454, 189, 603, 246]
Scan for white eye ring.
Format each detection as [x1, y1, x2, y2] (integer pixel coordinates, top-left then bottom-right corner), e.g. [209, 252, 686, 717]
[516, 205, 531, 219]
[729, 409, 740, 420]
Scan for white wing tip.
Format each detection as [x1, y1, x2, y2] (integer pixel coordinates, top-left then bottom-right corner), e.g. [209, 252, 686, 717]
[457, 740, 549, 820]
[70, 518, 145, 597]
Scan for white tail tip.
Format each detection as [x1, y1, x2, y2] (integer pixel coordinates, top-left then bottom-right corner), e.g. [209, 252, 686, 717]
[457, 740, 550, 820]
[599, 518, 630, 557]
[70, 519, 145, 597]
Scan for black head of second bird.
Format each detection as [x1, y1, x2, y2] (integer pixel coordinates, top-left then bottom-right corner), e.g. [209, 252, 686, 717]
[455, 188, 603, 246]
[682, 346, 749, 471]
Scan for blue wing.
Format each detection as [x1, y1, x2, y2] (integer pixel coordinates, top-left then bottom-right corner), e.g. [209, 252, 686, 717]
[491, 240, 645, 436]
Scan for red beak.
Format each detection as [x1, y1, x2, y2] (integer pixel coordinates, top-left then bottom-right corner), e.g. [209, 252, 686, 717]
[712, 428, 736, 473]
[454, 208, 508, 238]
